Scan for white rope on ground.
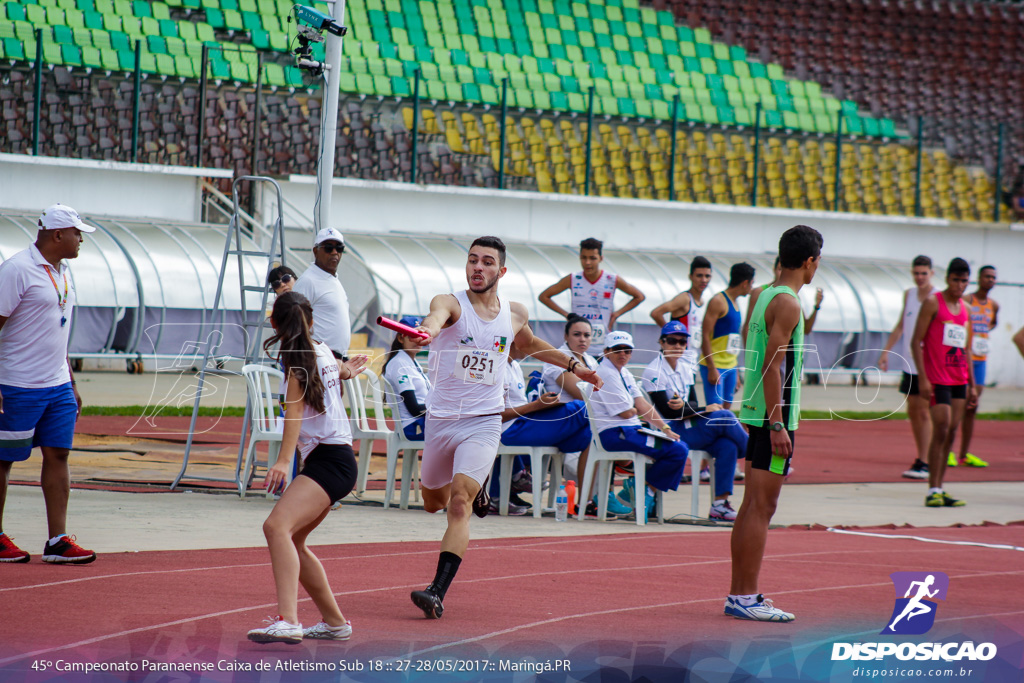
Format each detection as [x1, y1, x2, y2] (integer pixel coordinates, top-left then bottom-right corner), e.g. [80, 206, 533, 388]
[826, 526, 1024, 552]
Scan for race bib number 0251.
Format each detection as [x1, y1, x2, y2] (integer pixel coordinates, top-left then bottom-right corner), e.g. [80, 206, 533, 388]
[453, 349, 498, 385]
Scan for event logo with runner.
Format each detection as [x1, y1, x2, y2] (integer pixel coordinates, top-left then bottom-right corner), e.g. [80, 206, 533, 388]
[881, 571, 949, 635]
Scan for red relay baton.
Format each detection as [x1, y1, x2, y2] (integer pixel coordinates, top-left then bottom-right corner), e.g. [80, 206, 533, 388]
[377, 316, 430, 341]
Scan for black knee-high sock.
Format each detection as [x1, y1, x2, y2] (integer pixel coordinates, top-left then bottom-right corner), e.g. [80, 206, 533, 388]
[428, 551, 462, 600]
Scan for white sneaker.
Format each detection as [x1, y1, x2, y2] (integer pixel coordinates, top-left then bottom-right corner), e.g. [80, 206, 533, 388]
[700, 467, 711, 482]
[709, 500, 737, 521]
[303, 620, 353, 640]
[730, 595, 795, 622]
[247, 616, 303, 644]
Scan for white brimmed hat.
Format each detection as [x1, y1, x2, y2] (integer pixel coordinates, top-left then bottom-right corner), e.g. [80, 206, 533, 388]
[605, 331, 635, 349]
[38, 204, 95, 233]
[313, 227, 345, 246]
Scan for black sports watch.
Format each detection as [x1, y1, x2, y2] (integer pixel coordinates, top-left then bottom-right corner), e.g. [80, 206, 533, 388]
[770, 421, 785, 432]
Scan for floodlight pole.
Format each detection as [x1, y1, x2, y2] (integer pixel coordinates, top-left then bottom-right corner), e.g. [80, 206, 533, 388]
[316, 0, 346, 233]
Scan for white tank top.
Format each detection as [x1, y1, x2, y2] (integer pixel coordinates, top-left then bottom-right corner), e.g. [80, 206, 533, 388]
[291, 341, 353, 460]
[681, 291, 706, 373]
[897, 286, 933, 375]
[427, 289, 514, 418]
[570, 269, 617, 350]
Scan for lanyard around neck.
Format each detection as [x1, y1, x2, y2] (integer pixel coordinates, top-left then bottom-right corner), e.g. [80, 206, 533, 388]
[44, 264, 68, 312]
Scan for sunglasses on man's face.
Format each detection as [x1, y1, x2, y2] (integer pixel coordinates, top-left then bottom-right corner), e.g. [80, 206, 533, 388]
[270, 273, 294, 290]
[661, 336, 688, 346]
[318, 243, 344, 254]
[608, 346, 633, 354]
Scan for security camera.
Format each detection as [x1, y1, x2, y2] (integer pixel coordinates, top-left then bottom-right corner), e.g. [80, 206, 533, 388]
[293, 5, 347, 37]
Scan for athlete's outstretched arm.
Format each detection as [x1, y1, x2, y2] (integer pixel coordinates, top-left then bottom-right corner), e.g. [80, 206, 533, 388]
[511, 302, 603, 389]
[803, 288, 824, 334]
[649, 292, 688, 327]
[414, 294, 460, 346]
[537, 274, 572, 318]
[1014, 326, 1024, 359]
[609, 276, 645, 328]
[762, 294, 802, 458]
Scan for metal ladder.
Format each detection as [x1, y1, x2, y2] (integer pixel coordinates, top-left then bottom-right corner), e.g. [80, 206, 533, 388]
[171, 176, 286, 494]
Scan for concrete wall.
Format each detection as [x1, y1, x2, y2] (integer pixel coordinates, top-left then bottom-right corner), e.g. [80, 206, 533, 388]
[0, 153, 231, 222]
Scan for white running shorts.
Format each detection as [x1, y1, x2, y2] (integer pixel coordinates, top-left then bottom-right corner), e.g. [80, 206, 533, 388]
[420, 413, 502, 489]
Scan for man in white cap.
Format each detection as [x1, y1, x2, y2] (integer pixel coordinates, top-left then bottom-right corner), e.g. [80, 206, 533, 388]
[0, 204, 97, 564]
[292, 228, 351, 358]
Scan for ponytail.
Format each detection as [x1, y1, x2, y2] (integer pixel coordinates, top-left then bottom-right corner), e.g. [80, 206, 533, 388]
[264, 291, 326, 413]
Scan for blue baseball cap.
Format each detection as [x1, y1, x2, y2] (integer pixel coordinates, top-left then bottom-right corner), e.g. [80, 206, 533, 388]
[660, 320, 689, 337]
[399, 315, 422, 328]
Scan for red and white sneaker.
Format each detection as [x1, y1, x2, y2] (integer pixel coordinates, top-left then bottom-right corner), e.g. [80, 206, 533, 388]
[42, 535, 96, 564]
[0, 534, 30, 563]
[709, 500, 738, 521]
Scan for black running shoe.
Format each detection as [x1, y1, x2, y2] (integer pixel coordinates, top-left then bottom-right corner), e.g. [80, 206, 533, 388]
[410, 589, 444, 619]
[472, 485, 490, 518]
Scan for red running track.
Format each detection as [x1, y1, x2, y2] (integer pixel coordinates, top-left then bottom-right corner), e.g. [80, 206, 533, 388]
[1, 526, 1022, 679]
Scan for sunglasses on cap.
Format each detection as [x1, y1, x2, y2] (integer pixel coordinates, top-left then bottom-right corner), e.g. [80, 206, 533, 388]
[660, 336, 688, 346]
[317, 242, 345, 254]
[270, 273, 294, 290]
[608, 346, 633, 354]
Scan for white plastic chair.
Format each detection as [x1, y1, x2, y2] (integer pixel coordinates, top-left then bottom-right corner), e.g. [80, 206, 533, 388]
[383, 382, 424, 509]
[576, 383, 663, 525]
[240, 364, 285, 499]
[343, 371, 391, 495]
[495, 444, 563, 518]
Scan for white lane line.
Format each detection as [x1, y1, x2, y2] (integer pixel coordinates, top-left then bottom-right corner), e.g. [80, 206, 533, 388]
[395, 569, 1024, 662]
[826, 527, 1024, 552]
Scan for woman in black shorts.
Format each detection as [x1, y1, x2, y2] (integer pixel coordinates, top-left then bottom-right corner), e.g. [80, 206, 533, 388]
[247, 292, 367, 644]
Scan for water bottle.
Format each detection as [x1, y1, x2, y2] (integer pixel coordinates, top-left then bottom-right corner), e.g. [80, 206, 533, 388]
[555, 484, 568, 522]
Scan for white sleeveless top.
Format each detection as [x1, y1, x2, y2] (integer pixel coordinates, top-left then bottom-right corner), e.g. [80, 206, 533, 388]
[680, 291, 706, 374]
[570, 269, 617, 351]
[289, 341, 353, 460]
[427, 290, 514, 418]
[897, 286, 933, 375]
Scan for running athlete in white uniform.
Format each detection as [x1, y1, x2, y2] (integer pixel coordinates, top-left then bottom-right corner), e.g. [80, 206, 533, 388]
[650, 256, 713, 398]
[537, 236, 646, 353]
[879, 255, 935, 480]
[408, 236, 602, 620]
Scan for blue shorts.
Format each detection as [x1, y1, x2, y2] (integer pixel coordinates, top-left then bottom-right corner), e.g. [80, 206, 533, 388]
[0, 383, 78, 462]
[403, 416, 426, 441]
[972, 360, 986, 387]
[501, 400, 591, 454]
[699, 365, 739, 405]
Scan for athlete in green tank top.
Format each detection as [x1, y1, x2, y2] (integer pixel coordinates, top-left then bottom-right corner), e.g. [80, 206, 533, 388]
[740, 285, 805, 432]
[728, 225, 822, 625]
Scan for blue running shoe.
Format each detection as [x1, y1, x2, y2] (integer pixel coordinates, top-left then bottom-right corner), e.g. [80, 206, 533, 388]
[617, 477, 636, 507]
[730, 595, 795, 622]
[595, 492, 632, 517]
[724, 597, 737, 616]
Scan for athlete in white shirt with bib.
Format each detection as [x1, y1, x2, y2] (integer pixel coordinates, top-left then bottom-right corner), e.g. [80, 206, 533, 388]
[538, 237, 646, 353]
[650, 256, 713, 399]
[246, 292, 368, 644]
[408, 237, 602, 620]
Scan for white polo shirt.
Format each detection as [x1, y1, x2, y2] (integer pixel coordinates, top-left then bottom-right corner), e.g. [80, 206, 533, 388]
[0, 245, 75, 389]
[640, 354, 693, 400]
[589, 359, 642, 433]
[292, 263, 351, 356]
[383, 351, 431, 429]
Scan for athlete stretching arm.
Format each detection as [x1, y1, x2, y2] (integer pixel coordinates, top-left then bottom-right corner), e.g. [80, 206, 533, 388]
[509, 302, 603, 390]
[537, 274, 572, 319]
[702, 293, 727, 386]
